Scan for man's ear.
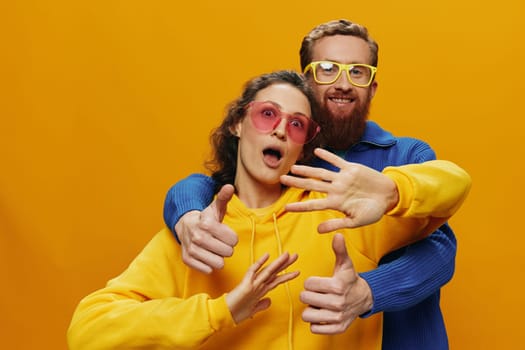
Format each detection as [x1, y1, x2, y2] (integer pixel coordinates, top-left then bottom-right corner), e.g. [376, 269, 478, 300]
[370, 80, 378, 99]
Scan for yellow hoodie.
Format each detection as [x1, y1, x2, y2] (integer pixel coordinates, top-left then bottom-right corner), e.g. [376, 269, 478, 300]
[67, 160, 471, 350]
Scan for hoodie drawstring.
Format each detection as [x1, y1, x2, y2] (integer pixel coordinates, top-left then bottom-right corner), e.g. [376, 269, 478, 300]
[250, 218, 256, 265]
[272, 213, 294, 350]
[248, 214, 294, 350]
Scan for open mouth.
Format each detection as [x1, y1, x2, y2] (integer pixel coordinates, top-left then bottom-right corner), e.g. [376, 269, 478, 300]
[263, 147, 282, 160]
[262, 147, 283, 168]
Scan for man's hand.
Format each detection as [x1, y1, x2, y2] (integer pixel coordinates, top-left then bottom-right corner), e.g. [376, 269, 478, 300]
[300, 234, 373, 334]
[174, 184, 239, 274]
[280, 148, 399, 232]
[226, 252, 299, 324]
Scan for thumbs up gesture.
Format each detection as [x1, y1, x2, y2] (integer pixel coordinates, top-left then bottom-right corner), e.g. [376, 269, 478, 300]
[175, 184, 239, 274]
[300, 234, 374, 334]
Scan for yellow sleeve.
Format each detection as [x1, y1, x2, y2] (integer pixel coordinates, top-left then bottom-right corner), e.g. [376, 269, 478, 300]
[384, 159, 471, 219]
[67, 228, 235, 350]
[351, 160, 471, 262]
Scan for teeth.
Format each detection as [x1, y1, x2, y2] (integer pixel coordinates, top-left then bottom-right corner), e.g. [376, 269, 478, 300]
[331, 98, 352, 103]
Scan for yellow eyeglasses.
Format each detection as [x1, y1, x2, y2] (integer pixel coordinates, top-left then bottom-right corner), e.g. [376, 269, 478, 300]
[303, 61, 377, 87]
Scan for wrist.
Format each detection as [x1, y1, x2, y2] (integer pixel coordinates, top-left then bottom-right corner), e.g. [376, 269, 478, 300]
[357, 276, 374, 314]
[386, 180, 400, 213]
[174, 210, 201, 244]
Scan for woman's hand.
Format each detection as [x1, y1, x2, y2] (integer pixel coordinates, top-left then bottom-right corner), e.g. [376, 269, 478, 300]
[226, 252, 299, 324]
[281, 148, 399, 232]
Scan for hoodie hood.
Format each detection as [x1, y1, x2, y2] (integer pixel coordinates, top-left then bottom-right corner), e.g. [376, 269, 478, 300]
[226, 187, 307, 224]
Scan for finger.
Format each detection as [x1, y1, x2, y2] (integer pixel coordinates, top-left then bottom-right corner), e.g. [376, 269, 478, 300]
[277, 253, 299, 272]
[317, 218, 359, 233]
[309, 322, 348, 335]
[314, 148, 350, 170]
[332, 234, 354, 274]
[212, 184, 235, 222]
[192, 230, 236, 257]
[280, 270, 301, 283]
[255, 253, 298, 284]
[248, 253, 270, 275]
[211, 225, 239, 247]
[185, 243, 228, 270]
[252, 298, 272, 316]
[181, 255, 213, 274]
[287, 164, 336, 183]
[280, 174, 331, 193]
[194, 226, 238, 255]
[302, 276, 338, 294]
[300, 290, 346, 311]
[285, 199, 332, 213]
[198, 213, 239, 247]
[265, 270, 300, 290]
[265, 253, 297, 276]
[300, 290, 335, 309]
[302, 306, 343, 324]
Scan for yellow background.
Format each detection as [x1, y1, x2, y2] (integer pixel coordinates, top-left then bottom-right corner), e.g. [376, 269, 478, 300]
[1, 1, 523, 348]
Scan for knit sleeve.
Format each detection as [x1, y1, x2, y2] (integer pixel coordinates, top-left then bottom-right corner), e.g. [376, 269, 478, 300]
[360, 223, 456, 316]
[163, 173, 217, 241]
[359, 159, 470, 317]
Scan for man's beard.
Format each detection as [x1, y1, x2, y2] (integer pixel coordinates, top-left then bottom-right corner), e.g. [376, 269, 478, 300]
[317, 96, 371, 150]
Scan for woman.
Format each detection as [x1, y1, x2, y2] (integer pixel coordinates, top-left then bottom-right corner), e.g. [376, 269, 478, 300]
[67, 70, 470, 349]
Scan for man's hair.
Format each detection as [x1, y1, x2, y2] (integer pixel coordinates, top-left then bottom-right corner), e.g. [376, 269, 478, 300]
[205, 70, 320, 192]
[299, 19, 379, 71]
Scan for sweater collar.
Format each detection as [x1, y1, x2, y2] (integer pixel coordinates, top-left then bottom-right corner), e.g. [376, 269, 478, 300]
[359, 121, 397, 147]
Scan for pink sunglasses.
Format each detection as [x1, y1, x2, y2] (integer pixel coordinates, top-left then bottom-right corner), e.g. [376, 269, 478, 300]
[246, 101, 320, 144]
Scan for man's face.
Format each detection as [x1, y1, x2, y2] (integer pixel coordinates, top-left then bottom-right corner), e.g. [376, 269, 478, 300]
[307, 34, 378, 150]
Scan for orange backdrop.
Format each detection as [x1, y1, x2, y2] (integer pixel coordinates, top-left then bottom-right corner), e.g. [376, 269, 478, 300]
[1, 1, 524, 349]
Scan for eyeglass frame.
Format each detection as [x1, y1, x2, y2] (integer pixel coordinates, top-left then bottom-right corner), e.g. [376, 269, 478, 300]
[244, 100, 320, 145]
[303, 61, 378, 87]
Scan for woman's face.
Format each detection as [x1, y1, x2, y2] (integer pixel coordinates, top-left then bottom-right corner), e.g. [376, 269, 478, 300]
[233, 83, 312, 188]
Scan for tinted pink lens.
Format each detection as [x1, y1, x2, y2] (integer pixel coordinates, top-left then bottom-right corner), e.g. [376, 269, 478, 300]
[249, 101, 319, 144]
[283, 114, 319, 144]
[285, 115, 308, 143]
[250, 102, 281, 132]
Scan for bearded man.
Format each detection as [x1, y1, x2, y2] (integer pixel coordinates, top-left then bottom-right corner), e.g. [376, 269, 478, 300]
[163, 19, 456, 350]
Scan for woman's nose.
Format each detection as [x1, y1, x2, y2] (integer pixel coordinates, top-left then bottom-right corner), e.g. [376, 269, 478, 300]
[272, 118, 287, 140]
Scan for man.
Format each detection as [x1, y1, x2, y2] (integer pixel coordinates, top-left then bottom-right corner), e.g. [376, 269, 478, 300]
[164, 19, 455, 349]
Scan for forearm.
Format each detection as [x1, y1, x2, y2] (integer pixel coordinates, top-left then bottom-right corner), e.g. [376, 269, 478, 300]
[360, 223, 456, 316]
[67, 290, 232, 349]
[163, 173, 216, 233]
[67, 229, 234, 349]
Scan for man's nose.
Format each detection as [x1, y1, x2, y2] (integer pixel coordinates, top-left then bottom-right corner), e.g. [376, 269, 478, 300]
[333, 70, 353, 90]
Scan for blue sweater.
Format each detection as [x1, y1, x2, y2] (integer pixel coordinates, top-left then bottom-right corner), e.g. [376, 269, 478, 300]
[164, 121, 454, 350]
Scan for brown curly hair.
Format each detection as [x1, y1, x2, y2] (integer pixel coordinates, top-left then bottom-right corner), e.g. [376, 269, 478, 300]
[205, 70, 320, 193]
